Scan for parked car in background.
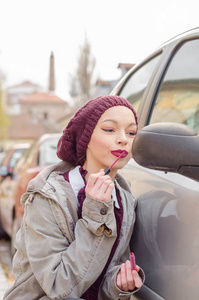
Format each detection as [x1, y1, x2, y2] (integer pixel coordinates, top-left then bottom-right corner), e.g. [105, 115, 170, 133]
[0, 143, 30, 183]
[0, 134, 61, 253]
[0, 143, 30, 238]
[111, 28, 199, 299]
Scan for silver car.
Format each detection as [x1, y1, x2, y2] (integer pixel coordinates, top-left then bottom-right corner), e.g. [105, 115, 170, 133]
[111, 28, 199, 300]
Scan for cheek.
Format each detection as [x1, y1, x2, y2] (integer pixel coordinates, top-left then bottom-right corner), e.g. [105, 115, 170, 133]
[127, 151, 132, 161]
[88, 135, 107, 152]
[125, 140, 133, 161]
[129, 138, 134, 149]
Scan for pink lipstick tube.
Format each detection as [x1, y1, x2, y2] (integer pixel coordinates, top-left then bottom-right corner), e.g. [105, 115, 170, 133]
[130, 252, 136, 271]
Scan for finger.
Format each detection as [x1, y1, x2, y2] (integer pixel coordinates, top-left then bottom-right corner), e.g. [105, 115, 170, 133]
[87, 171, 104, 185]
[136, 265, 140, 272]
[132, 270, 143, 289]
[89, 174, 111, 191]
[120, 263, 128, 291]
[85, 172, 104, 192]
[87, 176, 114, 200]
[87, 169, 111, 188]
[97, 180, 114, 199]
[86, 178, 110, 197]
[126, 260, 135, 291]
[116, 271, 121, 289]
[102, 182, 114, 201]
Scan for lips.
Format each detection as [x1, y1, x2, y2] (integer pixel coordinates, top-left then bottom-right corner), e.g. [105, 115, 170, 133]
[111, 150, 128, 158]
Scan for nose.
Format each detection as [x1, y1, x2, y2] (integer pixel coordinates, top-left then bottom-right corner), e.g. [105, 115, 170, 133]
[116, 131, 128, 145]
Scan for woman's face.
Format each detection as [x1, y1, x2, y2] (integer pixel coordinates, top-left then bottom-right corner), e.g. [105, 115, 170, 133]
[84, 106, 137, 176]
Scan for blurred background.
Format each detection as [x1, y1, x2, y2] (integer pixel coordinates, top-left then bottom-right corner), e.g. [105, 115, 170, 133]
[0, 0, 199, 295]
[0, 0, 198, 152]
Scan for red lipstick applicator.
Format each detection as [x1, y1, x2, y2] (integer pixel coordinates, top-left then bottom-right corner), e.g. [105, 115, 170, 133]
[104, 152, 124, 175]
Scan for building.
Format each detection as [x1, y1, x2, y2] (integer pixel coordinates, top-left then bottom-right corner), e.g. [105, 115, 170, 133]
[2, 52, 70, 149]
[6, 81, 43, 115]
[95, 63, 135, 97]
[19, 92, 69, 121]
[4, 92, 69, 149]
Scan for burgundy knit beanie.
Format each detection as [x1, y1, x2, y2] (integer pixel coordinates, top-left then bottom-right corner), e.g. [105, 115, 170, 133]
[57, 95, 138, 166]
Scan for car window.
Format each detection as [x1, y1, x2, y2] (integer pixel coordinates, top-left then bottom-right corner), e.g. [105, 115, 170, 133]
[13, 143, 36, 173]
[119, 54, 161, 112]
[150, 39, 199, 133]
[9, 149, 26, 168]
[38, 138, 60, 165]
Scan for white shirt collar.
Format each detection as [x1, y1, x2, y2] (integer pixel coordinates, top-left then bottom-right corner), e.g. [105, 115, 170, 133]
[68, 166, 120, 209]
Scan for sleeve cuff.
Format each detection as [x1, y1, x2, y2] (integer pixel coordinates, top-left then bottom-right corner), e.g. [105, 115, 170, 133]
[82, 195, 117, 237]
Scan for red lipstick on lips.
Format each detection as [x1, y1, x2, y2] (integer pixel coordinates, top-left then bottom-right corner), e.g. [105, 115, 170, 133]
[104, 150, 128, 175]
[111, 149, 128, 158]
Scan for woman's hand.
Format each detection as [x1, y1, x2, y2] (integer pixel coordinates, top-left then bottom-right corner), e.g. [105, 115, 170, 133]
[116, 260, 143, 292]
[85, 169, 114, 202]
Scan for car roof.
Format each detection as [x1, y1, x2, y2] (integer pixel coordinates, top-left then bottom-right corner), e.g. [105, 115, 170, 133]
[156, 27, 199, 49]
[36, 133, 61, 144]
[11, 143, 31, 150]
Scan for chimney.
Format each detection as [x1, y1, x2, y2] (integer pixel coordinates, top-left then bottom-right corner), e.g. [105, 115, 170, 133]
[49, 51, 55, 92]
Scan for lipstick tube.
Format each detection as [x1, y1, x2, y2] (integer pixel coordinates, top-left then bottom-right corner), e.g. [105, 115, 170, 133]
[130, 252, 136, 271]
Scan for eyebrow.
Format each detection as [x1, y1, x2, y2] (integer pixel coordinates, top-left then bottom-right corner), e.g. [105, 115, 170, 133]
[101, 119, 137, 126]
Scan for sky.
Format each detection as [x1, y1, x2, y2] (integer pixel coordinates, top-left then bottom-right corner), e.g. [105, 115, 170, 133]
[0, 0, 199, 103]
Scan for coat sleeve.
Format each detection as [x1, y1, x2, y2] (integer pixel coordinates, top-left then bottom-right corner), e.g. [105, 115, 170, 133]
[24, 193, 117, 299]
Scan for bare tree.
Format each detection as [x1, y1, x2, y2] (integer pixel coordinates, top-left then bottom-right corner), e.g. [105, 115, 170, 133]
[69, 35, 96, 104]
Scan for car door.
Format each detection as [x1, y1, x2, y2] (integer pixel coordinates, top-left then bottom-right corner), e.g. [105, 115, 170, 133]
[113, 32, 199, 299]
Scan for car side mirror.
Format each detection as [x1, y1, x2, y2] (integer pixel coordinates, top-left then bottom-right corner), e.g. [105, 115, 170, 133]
[0, 165, 10, 177]
[132, 122, 199, 181]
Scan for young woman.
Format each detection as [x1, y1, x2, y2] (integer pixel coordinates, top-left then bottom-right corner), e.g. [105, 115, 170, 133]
[4, 95, 144, 300]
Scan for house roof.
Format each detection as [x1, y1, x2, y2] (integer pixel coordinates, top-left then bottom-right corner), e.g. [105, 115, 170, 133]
[117, 63, 135, 69]
[96, 79, 112, 86]
[20, 92, 66, 103]
[8, 81, 41, 89]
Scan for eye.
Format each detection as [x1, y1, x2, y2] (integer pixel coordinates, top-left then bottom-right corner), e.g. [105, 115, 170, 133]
[127, 131, 137, 137]
[102, 128, 114, 133]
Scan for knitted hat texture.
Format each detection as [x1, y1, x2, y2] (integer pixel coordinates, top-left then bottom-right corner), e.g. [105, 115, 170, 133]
[57, 95, 138, 166]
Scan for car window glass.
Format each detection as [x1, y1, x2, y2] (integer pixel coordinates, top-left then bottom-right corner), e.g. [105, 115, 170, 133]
[150, 39, 199, 133]
[9, 149, 26, 168]
[17, 142, 38, 170]
[38, 138, 60, 165]
[16, 143, 34, 166]
[119, 54, 161, 111]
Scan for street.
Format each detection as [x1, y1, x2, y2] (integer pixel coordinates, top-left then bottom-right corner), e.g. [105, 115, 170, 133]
[0, 239, 14, 300]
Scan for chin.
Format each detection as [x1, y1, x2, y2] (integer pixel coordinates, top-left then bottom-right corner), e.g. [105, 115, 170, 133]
[115, 162, 127, 171]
